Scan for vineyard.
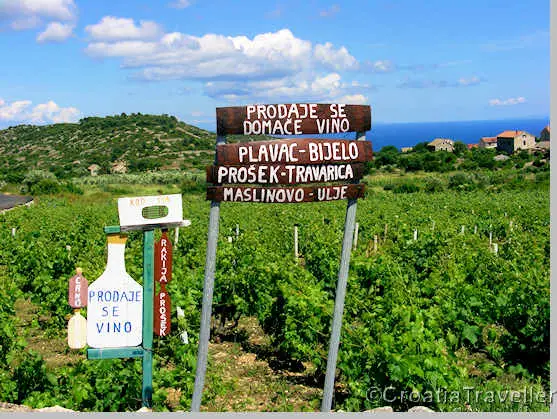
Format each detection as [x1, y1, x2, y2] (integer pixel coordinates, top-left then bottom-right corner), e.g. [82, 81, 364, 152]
[0, 169, 549, 412]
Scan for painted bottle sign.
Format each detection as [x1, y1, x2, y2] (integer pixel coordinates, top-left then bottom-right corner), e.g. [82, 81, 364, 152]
[154, 231, 172, 337]
[68, 310, 87, 349]
[87, 234, 143, 348]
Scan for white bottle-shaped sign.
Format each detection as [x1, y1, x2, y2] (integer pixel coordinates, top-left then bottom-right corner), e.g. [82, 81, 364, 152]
[87, 234, 143, 348]
[68, 309, 87, 349]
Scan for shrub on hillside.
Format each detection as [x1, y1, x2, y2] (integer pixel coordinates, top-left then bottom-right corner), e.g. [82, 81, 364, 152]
[393, 182, 420, 194]
[30, 179, 61, 195]
[448, 173, 475, 191]
[424, 177, 444, 193]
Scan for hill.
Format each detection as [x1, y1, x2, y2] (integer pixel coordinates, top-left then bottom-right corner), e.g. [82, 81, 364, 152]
[0, 113, 273, 184]
[0, 113, 219, 181]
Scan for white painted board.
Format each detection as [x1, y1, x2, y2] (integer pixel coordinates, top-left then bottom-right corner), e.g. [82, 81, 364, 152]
[87, 241, 143, 348]
[117, 194, 183, 228]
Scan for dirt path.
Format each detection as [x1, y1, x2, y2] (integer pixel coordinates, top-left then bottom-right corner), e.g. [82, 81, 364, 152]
[202, 317, 321, 412]
[13, 299, 321, 412]
[14, 298, 82, 369]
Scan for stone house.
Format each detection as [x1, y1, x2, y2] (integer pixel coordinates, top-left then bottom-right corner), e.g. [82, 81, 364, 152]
[496, 130, 536, 154]
[111, 161, 128, 174]
[479, 136, 498, 149]
[427, 138, 454, 152]
[540, 125, 550, 142]
[401, 147, 413, 153]
[87, 164, 100, 176]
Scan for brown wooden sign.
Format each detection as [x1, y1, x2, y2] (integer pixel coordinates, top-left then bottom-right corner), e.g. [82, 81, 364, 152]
[215, 139, 372, 166]
[154, 289, 171, 337]
[68, 270, 88, 309]
[206, 162, 366, 185]
[206, 184, 365, 203]
[154, 231, 172, 284]
[216, 104, 371, 136]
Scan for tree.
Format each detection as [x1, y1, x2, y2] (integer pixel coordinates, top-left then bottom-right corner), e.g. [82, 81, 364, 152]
[413, 141, 430, 153]
[453, 141, 467, 156]
[374, 145, 400, 167]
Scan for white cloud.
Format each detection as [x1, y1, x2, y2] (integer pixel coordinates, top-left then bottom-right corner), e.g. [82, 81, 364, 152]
[37, 21, 74, 42]
[458, 76, 481, 86]
[85, 16, 163, 41]
[169, 0, 192, 9]
[1, 0, 77, 42]
[319, 4, 340, 17]
[82, 18, 371, 102]
[204, 73, 369, 104]
[0, 100, 32, 121]
[86, 41, 159, 58]
[314, 42, 358, 71]
[0, 98, 80, 123]
[0, 0, 76, 22]
[489, 97, 526, 106]
[84, 24, 359, 83]
[9, 15, 41, 30]
[362, 59, 395, 73]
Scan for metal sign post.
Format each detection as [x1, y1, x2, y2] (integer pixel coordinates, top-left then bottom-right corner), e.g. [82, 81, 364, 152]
[321, 131, 366, 412]
[192, 104, 372, 412]
[191, 135, 226, 412]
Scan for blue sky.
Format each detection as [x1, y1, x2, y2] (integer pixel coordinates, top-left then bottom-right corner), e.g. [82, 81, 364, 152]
[0, 0, 549, 129]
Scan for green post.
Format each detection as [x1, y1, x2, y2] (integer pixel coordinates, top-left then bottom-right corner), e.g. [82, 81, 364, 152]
[142, 230, 155, 408]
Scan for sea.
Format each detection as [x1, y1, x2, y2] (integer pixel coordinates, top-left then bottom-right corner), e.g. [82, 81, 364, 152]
[366, 117, 549, 151]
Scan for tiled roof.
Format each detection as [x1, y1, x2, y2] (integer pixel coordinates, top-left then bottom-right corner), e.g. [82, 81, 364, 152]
[428, 138, 454, 146]
[480, 136, 497, 143]
[497, 130, 524, 138]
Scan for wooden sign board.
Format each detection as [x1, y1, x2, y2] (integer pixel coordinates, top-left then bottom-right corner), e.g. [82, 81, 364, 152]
[206, 184, 365, 203]
[154, 232, 172, 284]
[68, 273, 88, 308]
[215, 139, 372, 166]
[207, 162, 366, 185]
[154, 290, 171, 337]
[216, 104, 371, 136]
[117, 194, 183, 228]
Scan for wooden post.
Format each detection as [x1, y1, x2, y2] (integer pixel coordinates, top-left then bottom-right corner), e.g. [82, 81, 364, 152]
[373, 235, 378, 252]
[294, 225, 299, 260]
[353, 223, 359, 250]
[413, 229, 418, 241]
[474, 225, 477, 234]
[509, 221, 513, 231]
[174, 227, 179, 245]
[489, 231, 493, 247]
[142, 230, 155, 408]
[235, 224, 239, 237]
[383, 223, 388, 242]
[461, 225, 465, 235]
[11, 228, 15, 237]
[493, 243, 498, 255]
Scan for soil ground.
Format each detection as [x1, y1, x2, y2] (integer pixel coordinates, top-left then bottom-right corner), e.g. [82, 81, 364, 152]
[13, 299, 322, 412]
